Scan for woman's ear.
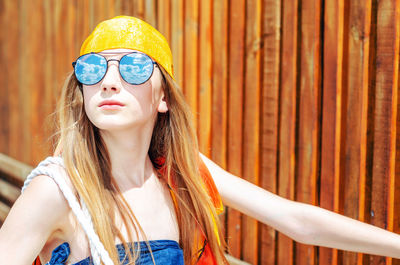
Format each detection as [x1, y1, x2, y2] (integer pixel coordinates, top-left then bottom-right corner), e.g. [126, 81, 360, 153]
[158, 95, 168, 113]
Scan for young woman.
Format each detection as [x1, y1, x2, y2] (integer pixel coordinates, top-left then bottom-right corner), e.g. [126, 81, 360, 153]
[0, 16, 400, 265]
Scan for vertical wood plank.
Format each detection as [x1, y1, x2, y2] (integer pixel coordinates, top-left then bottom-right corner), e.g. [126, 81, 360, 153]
[211, 0, 228, 161]
[198, 0, 212, 155]
[3, 0, 19, 159]
[43, 0, 55, 154]
[88, 0, 95, 29]
[114, 0, 122, 17]
[171, 0, 184, 87]
[0, 0, 9, 156]
[157, 0, 171, 43]
[30, 0, 48, 164]
[227, 0, 245, 259]
[53, 0, 67, 91]
[211, 0, 229, 248]
[144, 0, 157, 27]
[260, 0, 281, 264]
[341, 2, 372, 265]
[92, 0, 107, 28]
[242, 0, 262, 264]
[369, 0, 399, 265]
[64, 1, 76, 87]
[66, 0, 77, 89]
[134, 0, 145, 19]
[278, 0, 299, 264]
[394, 44, 400, 265]
[121, 0, 134, 15]
[106, 0, 116, 18]
[18, 0, 32, 164]
[76, 0, 91, 56]
[0, 1, 5, 154]
[183, 0, 199, 126]
[103, 0, 110, 19]
[320, 0, 345, 264]
[296, 0, 322, 264]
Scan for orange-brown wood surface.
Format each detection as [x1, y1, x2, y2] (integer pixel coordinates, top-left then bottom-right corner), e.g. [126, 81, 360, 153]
[210, 0, 229, 247]
[1, 1, 400, 264]
[183, 0, 198, 125]
[369, 1, 399, 265]
[157, 0, 171, 43]
[171, 0, 183, 87]
[227, 0, 245, 259]
[342, 2, 372, 265]
[296, 0, 321, 264]
[260, 0, 280, 264]
[197, 0, 212, 154]
[320, 0, 344, 264]
[242, 0, 262, 263]
[278, 0, 298, 264]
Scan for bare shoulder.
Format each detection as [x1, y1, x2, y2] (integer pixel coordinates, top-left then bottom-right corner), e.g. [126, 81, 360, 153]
[24, 172, 70, 213]
[199, 152, 235, 187]
[0, 163, 72, 264]
[199, 152, 225, 174]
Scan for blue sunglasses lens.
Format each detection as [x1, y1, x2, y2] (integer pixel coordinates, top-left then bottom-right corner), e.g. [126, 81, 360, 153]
[74, 53, 107, 85]
[119, 53, 154, 85]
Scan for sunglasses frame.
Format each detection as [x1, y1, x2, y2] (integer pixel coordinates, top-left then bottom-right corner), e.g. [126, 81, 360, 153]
[72, 51, 158, 86]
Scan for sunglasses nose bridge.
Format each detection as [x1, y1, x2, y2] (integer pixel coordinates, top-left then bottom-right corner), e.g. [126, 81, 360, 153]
[104, 58, 121, 77]
[107, 58, 120, 64]
[101, 61, 122, 93]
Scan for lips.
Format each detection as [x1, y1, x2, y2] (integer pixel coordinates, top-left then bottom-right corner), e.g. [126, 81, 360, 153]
[98, 100, 125, 107]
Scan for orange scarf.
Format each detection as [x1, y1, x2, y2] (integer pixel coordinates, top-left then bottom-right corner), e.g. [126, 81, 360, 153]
[155, 156, 223, 264]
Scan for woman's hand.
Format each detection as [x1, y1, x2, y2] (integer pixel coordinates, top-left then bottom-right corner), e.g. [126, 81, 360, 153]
[0, 174, 69, 265]
[199, 152, 400, 259]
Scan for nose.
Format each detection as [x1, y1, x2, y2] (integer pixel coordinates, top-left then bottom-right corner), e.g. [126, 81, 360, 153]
[101, 62, 121, 93]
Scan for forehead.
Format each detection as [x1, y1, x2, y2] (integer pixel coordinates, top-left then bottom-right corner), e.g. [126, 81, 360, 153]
[98, 48, 136, 54]
[98, 49, 152, 60]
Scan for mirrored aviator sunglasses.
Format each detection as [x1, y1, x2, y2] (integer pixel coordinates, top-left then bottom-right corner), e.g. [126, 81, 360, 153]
[72, 52, 157, 86]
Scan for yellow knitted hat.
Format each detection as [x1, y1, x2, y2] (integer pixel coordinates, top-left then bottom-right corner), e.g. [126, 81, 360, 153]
[80, 16, 173, 78]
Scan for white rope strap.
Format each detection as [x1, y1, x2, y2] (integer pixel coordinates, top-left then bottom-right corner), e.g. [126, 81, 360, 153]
[81, 198, 101, 264]
[22, 157, 114, 265]
[22, 156, 65, 193]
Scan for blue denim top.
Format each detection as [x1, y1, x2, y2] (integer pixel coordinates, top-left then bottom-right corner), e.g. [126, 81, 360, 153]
[46, 240, 184, 265]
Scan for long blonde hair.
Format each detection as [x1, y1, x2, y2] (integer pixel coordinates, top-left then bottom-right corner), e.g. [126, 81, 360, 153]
[55, 66, 228, 264]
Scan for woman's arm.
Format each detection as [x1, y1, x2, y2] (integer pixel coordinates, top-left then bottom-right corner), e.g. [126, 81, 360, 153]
[0, 174, 69, 264]
[199, 153, 400, 258]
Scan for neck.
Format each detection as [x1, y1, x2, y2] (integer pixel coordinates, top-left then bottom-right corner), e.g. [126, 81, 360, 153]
[100, 125, 156, 189]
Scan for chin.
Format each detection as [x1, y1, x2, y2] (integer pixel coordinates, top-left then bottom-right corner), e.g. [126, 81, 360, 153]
[95, 123, 134, 131]
[93, 119, 149, 132]
[88, 113, 155, 132]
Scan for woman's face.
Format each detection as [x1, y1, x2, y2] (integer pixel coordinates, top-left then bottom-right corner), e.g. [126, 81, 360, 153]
[82, 49, 168, 132]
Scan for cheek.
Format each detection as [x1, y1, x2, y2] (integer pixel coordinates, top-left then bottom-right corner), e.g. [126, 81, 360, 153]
[82, 86, 98, 117]
[148, 69, 164, 104]
[122, 85, 154, 117]
[125, 79, 162, 109]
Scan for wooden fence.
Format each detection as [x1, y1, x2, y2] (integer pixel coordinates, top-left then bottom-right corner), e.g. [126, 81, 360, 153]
[0, 0, 399, 264]
[0, 154, 33, 225]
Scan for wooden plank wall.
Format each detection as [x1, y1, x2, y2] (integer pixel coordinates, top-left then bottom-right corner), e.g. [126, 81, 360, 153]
[0, 0, 399, 264]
